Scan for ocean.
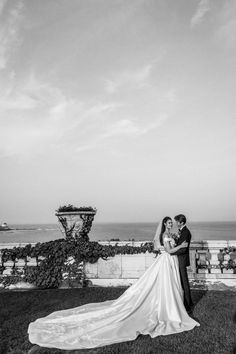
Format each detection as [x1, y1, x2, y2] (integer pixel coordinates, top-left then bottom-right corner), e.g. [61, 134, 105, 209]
[0, 222, 236, 244]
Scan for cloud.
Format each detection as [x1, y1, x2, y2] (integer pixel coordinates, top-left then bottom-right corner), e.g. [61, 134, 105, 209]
[102, 116, 167, 139]
[0, 91, 37, 110]
[0, 73, 74, 157]
[83, 102, 122, 117]
[0, 72, 65, 112]
[104, 63, 153, 94]
[0, 0, 24, 70]
[0, 0, 7, 16]
[0, 53, 172, 159]
[0, 72, 127, 158]
[74, 115, 168, 153]
[102, 119, 143, 137]
[190, 0, 210, 28]
[215, 2, 236, 48]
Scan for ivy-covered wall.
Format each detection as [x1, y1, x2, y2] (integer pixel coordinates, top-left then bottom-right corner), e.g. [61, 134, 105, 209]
[1, 239, 235, 290]
[0, 238, 159, 289]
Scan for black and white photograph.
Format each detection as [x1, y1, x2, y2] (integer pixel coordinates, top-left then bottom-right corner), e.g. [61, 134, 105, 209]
[0, 1, 235, 353]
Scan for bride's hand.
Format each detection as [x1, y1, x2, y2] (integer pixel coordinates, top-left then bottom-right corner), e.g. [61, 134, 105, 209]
[180, 241, 188, 248]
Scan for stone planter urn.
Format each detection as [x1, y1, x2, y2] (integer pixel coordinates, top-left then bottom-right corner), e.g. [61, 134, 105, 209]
[55, 205, 97, 241]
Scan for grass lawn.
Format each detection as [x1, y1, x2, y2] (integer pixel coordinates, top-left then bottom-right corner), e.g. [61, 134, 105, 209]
[0, 287, 235, 354]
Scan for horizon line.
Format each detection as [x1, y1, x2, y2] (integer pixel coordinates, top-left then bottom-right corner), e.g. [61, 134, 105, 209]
[5, 220, 236, 225]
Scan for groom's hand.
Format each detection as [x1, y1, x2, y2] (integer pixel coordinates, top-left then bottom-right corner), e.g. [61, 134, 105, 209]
[180, 241, 188, 248]
[170, 234, 190, 256]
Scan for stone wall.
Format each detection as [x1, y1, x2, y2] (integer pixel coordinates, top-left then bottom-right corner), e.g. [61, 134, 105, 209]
[85, 240, 236, 290]
[0, 240, 235, 290]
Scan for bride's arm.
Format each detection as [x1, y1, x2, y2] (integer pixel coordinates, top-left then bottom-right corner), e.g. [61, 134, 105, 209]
[164, 240, 188, 254]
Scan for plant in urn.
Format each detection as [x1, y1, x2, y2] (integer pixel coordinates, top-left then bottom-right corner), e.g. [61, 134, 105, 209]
[55, 204, 97, 241]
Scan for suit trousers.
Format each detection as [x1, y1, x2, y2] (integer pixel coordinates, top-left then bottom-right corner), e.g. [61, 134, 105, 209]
[179, 263, 193, 312]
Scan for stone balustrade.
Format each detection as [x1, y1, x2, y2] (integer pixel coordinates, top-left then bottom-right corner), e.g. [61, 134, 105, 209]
[0, 240, 235, 290]
[84, 240, 236, 290]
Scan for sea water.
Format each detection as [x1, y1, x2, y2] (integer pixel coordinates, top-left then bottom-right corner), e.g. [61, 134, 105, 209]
[0, 222, 235, 244]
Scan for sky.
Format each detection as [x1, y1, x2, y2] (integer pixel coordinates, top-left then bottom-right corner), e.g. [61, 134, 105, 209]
[0, 0, 236, 223]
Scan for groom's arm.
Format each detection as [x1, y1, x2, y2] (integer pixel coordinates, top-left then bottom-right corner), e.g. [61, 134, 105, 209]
[170, 231, 191, 256]
[170, 245, 188, 256]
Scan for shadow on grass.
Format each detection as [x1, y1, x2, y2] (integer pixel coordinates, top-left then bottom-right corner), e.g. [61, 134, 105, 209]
[192, 289, 207, 307]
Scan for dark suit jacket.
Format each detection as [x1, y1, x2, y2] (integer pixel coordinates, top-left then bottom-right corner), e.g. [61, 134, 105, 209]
[171, 226, 191, 267]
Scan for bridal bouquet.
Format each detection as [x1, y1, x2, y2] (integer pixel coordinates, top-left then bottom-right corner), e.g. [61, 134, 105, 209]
[170, 233, 179, 246]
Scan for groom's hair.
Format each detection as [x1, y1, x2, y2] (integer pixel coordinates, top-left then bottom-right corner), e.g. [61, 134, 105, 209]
[174, 214, 186, 224]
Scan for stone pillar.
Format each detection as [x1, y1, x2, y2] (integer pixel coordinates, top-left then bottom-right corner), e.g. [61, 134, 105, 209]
[189, 249, 197, 273]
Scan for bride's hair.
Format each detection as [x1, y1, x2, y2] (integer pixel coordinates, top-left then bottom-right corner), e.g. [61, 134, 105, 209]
[159, 216, 172, 246]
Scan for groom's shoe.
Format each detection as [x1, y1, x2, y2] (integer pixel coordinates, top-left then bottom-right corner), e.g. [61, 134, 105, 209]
[187, 303, 195, 315]
[187, 305, 194, 317]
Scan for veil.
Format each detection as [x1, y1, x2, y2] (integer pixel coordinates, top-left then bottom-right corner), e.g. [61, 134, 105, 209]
[153, 219, 163, 250]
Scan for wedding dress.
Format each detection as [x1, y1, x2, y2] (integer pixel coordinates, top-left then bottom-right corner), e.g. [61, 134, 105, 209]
[28, 236, 199, 350]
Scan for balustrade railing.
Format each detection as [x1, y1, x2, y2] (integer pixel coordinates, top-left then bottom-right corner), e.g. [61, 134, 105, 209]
[0, 240, 235, 289]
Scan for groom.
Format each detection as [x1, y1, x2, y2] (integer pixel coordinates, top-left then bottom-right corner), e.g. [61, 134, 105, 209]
[171, 214, 194, 315]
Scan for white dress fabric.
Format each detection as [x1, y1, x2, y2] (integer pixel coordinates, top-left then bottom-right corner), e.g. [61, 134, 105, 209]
[28, 236, 200, 350]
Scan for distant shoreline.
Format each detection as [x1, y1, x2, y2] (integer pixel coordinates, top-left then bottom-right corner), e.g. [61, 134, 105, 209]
[0, 228, 38, 232]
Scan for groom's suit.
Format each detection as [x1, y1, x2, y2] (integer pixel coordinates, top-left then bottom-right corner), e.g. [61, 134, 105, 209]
[171, 225, 193, 313]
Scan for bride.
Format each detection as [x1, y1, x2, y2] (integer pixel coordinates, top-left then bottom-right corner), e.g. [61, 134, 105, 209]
[28, 216, 200, 350]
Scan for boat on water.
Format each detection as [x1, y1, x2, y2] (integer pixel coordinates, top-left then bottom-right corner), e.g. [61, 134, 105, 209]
[0, 222, 11, 231]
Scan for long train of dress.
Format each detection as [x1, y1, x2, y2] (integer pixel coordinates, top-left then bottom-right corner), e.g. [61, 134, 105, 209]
[28, 252, 200, 350]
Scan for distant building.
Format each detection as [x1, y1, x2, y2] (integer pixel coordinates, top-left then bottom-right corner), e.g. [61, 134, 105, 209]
[0, 222, 11, 231]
